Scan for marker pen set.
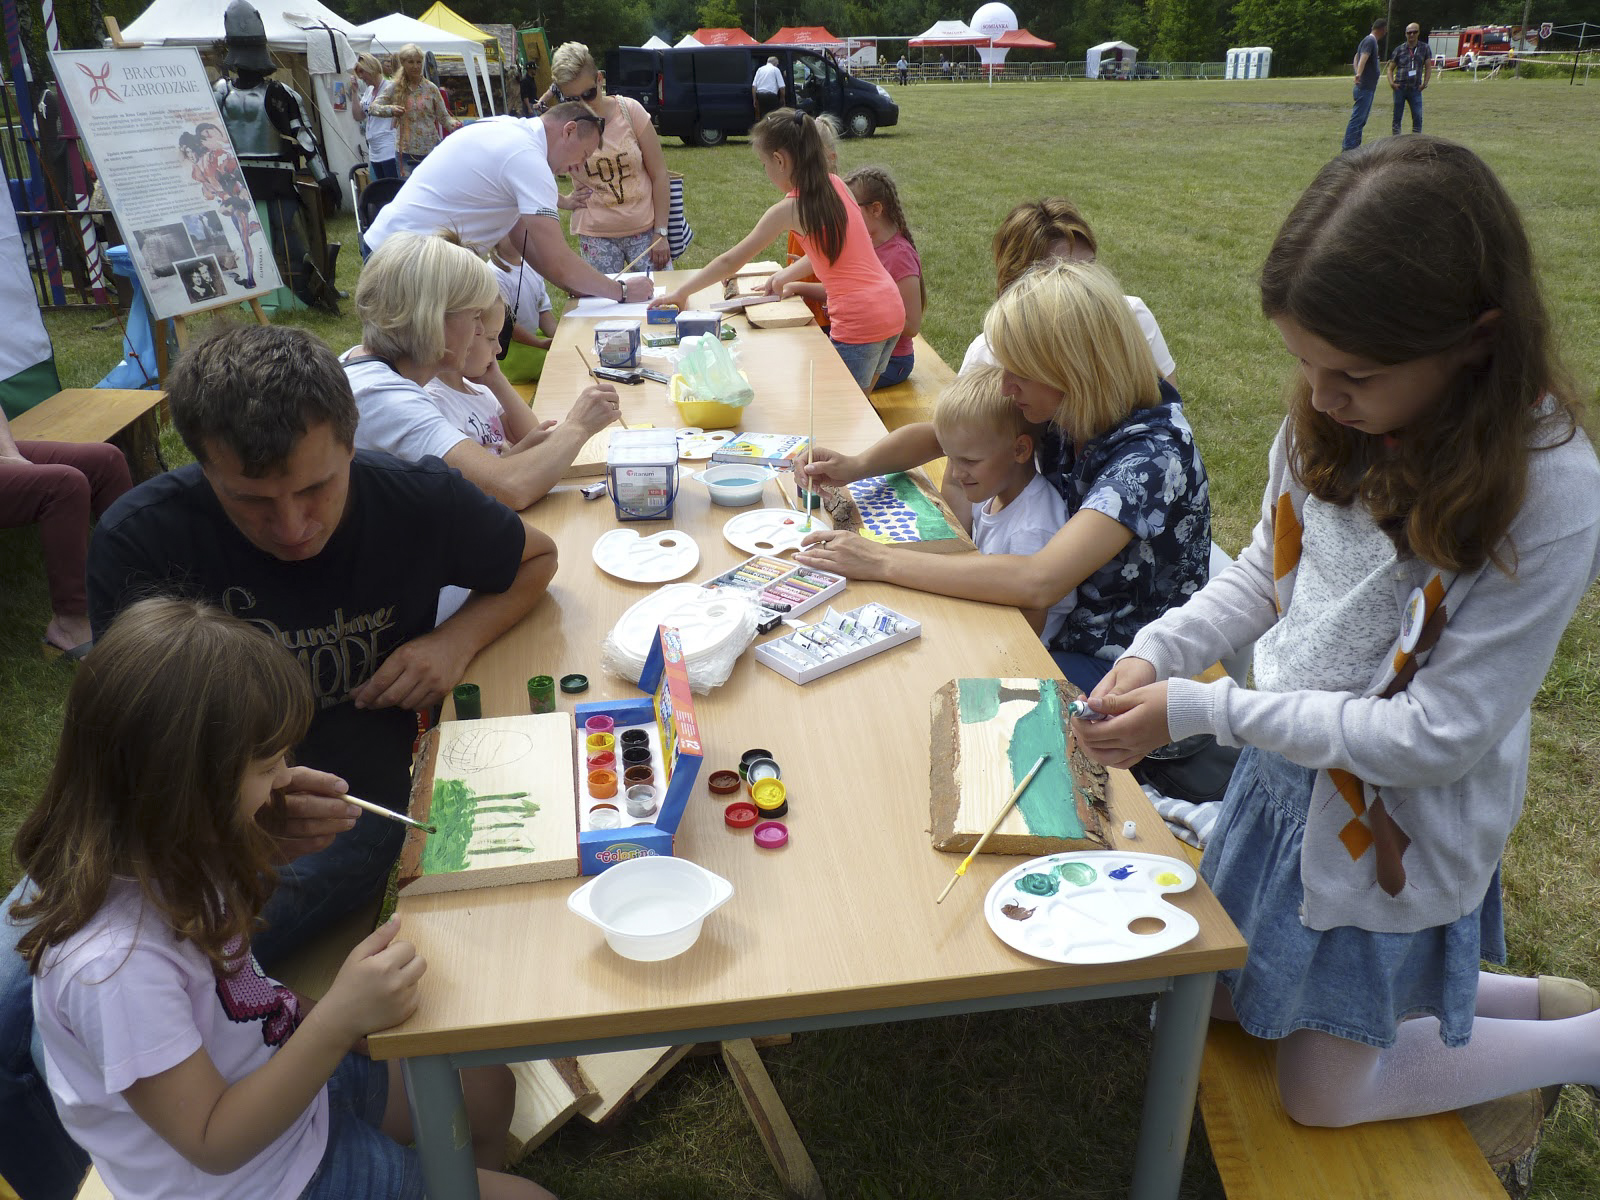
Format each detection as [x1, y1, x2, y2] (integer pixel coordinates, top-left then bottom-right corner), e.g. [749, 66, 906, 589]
[754, 602, 922, 685]
[703, 553, 846, 623]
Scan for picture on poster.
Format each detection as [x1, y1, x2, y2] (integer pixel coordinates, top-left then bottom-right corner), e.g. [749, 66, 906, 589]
[52, 47, 281, 321]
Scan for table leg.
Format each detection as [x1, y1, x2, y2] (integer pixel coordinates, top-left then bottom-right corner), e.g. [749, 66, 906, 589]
[402, 1055, 480, 1199]
[1129, 970, 1216, 1200]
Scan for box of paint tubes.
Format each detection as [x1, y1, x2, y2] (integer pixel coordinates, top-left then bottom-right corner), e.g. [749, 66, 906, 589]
[754, 603, 921, 685]
[573, 625, 703, 874]
[702, 554, 846, 626]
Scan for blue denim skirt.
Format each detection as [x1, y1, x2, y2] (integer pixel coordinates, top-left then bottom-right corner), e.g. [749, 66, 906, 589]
[1201, 746, 1504, 1049]
[298, 1054, 425, 1199]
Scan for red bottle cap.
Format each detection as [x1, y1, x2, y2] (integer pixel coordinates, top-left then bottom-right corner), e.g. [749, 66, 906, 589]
[724, 801, 759, 829]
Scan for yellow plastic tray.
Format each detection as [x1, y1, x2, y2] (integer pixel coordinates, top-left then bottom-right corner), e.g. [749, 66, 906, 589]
[669, 374, 747, 431]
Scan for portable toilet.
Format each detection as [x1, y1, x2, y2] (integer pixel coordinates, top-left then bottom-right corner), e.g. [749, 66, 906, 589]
[1249, 46, 1273, 78]
[1225, 47, 1241, 79]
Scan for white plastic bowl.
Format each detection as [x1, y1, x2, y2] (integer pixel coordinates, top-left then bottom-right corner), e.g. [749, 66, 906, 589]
[693, 463, 772, 507]
[567, 855, 733, 961]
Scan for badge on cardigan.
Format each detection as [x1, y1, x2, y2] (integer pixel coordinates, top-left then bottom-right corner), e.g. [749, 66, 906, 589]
[1399, 586, 1427, 653]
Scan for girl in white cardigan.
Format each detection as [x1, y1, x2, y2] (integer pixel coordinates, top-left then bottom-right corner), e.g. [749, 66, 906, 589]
[1076, 137, 1600, 1132]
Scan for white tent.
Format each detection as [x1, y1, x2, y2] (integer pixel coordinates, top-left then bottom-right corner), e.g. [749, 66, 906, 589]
[642, 35, 671, 50]
[1086, 39, 1137, 79]
[356, 13, 495, 117]
[908, 19, 987, 46]
[673, 34, 702, 48]
[119, 0, 369, 189]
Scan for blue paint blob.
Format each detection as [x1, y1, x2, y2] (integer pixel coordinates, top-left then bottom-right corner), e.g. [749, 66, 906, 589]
[1016, 872, 1059, 897]
[1108, 864, 1139, 880]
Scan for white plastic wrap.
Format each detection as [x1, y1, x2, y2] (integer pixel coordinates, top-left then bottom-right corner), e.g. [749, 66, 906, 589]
[601, 584, 761, 693]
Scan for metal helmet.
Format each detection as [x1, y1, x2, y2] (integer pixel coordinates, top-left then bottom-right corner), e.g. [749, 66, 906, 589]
[223, 0, 274, 73]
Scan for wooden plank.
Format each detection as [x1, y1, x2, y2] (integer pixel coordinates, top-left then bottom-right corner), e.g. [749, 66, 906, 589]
[822, 468, 971, 553]
[574, 1045, 694, 1127]
[930, 678, 1108, 856]
[689, 1033, 793, 1056]
[505, 1057, 591, 1160]
[746, 298, 814, 330]
[73, 1168, 111, 1200]
[397, 714, 580, 895]
[720, 1038, 826, 1200]
[10, 389, 164, 445]
[1199, 1020, 1504, 1199]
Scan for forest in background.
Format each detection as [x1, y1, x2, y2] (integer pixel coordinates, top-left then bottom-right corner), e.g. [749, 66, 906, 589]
[25, 1, 1599, 93]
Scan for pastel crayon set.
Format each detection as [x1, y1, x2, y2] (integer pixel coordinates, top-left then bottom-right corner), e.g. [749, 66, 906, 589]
[702, 554, 846, 621]
[754, 602, 922, 685]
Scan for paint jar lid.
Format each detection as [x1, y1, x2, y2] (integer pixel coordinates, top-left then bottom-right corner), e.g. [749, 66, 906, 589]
[589, 805, 622, 829]
[561, 673, 590, 694]
[753, 820, 789, 849]
[708, 769, 742, 795]
[752, 778, 787, 811]
[584, 714, 615, 731]
[724, 801, 759, 829]
[738, 748, 774, 778]
[746, 757, 781, 785]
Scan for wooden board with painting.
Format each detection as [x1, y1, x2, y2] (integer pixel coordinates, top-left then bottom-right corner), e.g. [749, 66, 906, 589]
[823, 470, 971, 554]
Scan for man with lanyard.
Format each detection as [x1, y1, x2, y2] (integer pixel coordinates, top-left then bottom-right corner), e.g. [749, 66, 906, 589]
[1342, 16, 1387, 151]
[1389, 23, 1433, 135]
[752, 56, 786, 116]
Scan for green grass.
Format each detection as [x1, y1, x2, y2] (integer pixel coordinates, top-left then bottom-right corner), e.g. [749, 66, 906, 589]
[9, 74, 1600, 1197]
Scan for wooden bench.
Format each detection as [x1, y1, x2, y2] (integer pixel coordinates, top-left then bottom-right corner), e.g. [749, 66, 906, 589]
[867, 333, 952, 487]
[9, 388, 166, 482]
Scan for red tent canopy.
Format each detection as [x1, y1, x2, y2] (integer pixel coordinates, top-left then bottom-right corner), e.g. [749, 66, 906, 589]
[765, 26, 843, 46]
[994, 28, 1056, 49]
[691, 27, 761, 46]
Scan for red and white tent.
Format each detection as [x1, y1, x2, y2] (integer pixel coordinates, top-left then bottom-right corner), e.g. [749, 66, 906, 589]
[690, 28, 761, 46]
[994, 28, 1055, 49]
[764, 26, 845, 50]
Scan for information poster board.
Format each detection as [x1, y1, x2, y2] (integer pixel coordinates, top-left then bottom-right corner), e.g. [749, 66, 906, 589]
[52, 48, 281, 321]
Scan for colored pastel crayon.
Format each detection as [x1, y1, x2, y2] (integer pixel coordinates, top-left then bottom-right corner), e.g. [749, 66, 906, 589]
[763, 584, 810, 603]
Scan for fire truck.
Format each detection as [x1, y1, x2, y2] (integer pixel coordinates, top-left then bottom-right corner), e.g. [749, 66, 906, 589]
[1428, 26, 1514, 69]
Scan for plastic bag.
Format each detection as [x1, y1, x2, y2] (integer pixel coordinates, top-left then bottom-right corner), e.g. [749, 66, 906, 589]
[674, 333, 754, 409]
[601, 584, 760, 693]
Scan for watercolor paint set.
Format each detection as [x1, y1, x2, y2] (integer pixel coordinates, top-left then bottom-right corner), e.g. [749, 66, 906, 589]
[754, 602, 921, 685]
[702, 553, 846, 625]
[573, 625, 704, 874]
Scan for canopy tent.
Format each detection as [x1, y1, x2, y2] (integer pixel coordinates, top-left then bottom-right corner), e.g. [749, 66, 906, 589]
[994, 29, 1055, 49]
[908, 20, 988, 47]
[691, 28, 761, 46]
[1086, 39, 1137, 79]
[765, 26, 844, 50]
[641, 35, 671, 50]
[0, 183, 59, 418]
[416, 2, 507, 111]
[356, 13, 494, 116]
[119, 0, 369, 190]
[673, 34, 702, 48]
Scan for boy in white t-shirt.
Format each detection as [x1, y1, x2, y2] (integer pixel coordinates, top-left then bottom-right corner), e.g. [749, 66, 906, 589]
[933, 366, 1075, 642]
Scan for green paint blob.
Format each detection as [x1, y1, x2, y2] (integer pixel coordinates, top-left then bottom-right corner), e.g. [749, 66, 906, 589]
[422, 784, 537, 876]
[1016, 872, 1059, 897]
[957, 677, 1001, 724]
[884, 472, 956, 541]
[1054, 862, 1097, 887]
[1010, 682, 1086, 841]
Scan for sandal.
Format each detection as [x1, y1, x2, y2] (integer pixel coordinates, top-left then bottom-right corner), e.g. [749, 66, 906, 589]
[1538, 974, 1600, 1112]
[41, 637, 92, 663]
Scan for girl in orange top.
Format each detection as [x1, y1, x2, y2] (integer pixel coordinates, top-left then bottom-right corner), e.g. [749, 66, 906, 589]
[661, 109, 903, 392]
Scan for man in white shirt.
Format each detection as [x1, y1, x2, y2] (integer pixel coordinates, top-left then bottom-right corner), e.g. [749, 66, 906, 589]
[752, 56, 785, 115]
[363, 101, 651, 305]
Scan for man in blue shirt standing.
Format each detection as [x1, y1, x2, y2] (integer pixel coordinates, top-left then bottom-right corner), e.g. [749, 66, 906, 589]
[1343, 17, 1388, 151]
[1389, 23, 1433, 135]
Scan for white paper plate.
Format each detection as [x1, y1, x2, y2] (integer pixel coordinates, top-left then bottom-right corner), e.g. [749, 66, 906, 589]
[722, 508, 831, 555]
[983, 851, 1199, 965]
[592, 529, 700, 583]
[610, 584, 755, 665]
[678, 430, 734, 460]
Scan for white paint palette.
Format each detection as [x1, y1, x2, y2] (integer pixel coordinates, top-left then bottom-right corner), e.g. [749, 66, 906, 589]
[983, 851, 1200, 965]
[722, 508, 831, 555]
[677, 429, 735, 460]
[592, 529, 700, 583]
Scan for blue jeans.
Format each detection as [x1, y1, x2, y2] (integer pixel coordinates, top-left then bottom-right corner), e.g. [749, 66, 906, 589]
[1342, 85, 1376, 150]
[830, 335, 898, 392]
[1392, 86, 1423, 133]
[872, 352, 914, 389]
[368, 157, 400, 181]
[0, 881, 90, 1200]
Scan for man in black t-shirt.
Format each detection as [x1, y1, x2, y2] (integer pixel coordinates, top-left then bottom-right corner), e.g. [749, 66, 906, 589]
[87, 325, 558, 963]
[1343, 16, 1387, 151]
[519, 64, 541, 115]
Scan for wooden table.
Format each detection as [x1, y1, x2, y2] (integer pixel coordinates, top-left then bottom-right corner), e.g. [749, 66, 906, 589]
[368, 276, 1247, 1199]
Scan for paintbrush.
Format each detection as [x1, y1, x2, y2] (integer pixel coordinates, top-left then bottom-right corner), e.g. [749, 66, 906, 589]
[775, 467, 802, 514]
[616, 235, 664, 277]
[343, 793, 437, 836]
[935, 755, 1049, 904]
[576, 347, 629, 428]
[802, 360, 815, 532]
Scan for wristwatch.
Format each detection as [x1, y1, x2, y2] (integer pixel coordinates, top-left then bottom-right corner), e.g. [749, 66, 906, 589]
[654, 225, 669, 238]
[616, 277, 627, 301]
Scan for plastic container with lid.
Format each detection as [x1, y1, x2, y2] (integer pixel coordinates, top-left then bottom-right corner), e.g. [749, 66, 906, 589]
[607, 428, 680, 522]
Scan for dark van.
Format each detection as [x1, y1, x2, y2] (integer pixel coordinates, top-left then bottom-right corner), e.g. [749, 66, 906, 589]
[604, 46, 899, 145]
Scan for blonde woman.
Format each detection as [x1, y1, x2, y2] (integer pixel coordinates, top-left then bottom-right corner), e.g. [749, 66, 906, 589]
[545, 41, 672, 273]
[352, 52, 399, 181]
[797, 260, 1210, 692]
[367, 44, 459, 174]
[343, 233, 621, 510]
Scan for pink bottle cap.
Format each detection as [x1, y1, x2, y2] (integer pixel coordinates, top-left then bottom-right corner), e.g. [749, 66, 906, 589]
[753, 820, 789, 849]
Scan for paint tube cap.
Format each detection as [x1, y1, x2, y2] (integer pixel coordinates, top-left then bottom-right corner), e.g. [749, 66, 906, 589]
[753, 820, 789, 849]
[708, 770, 742, 795]
[725, 801, 759, 829]
[560, 673, 590, 694]
[752, 777, 787, 813]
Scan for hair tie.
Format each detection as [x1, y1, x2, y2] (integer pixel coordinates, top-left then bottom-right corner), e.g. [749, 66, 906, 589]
[792, 110, 806, 127]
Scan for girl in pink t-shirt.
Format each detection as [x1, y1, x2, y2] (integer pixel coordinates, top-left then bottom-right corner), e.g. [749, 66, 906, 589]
[15, 598, 550, 1200]
[845, 166, 924, 389]
[661, 109, 904, 392]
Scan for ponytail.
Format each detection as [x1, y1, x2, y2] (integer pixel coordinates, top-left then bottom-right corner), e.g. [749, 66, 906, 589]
[752, 109, 846, 264]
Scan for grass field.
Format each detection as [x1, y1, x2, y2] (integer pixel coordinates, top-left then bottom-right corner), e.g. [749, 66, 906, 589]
[6, 74, 1600, 1198]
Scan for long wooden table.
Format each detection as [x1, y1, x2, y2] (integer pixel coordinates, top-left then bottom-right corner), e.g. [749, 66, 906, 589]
[367, 276, 1247, 1199]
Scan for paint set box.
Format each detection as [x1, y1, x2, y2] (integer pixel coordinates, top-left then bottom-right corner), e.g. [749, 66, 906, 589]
[702, 554, 846, 623]
[754, 602, 922, 685]
[573, 625, 703, 875]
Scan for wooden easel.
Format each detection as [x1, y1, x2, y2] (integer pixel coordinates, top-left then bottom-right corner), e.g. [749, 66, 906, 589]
[156, 297, 271, 381]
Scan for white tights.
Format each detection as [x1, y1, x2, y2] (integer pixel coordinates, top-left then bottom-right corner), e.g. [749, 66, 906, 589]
[1216, 973, 1600, 1127]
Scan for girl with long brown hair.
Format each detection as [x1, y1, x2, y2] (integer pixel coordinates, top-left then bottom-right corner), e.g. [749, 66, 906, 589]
[1076, 136, 1600, 1140]
[661, 109, 903, 392]
[14, 597, 551, 1199]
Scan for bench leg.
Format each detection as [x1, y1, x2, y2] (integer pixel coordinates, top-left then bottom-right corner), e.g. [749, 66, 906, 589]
[1129, 971, 1216, 1200]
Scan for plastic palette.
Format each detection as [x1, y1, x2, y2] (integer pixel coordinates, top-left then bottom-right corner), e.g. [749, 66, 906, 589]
[677, 429, 735, 460]
[592, 529, 699, 583]
[982, 851, 1200, 965]
[722, 508, 831, 555]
